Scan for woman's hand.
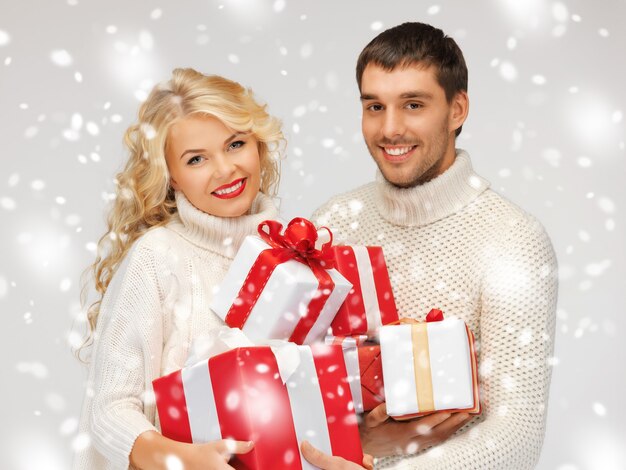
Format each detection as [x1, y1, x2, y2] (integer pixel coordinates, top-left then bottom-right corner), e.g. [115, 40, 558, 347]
[301, 441, 374, 470]
[130, 431, 254, 469]
[180, 439, 255, 470]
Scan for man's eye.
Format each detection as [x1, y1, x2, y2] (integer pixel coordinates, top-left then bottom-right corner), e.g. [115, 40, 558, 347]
[368, 104, 383, 112]
[187, 155, 203, 165]
[407, 103, 423, 110]
[229, 140, 245, 150]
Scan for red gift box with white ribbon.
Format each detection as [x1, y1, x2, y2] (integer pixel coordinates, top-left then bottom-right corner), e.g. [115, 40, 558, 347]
[330, 246, 398, 337]
[325, 335, 385, 413]
[153, 332, 363, 469]
[210, 218, 352, 345]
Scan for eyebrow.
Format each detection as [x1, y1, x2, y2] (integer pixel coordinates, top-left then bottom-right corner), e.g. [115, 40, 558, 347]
[179, 132, 244, 160]
[360, 91, 434, 101]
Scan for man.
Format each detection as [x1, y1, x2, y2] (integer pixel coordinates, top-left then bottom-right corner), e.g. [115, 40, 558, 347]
[313, 22, 558, 469]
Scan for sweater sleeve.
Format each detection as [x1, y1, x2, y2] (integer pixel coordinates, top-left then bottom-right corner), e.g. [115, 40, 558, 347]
[87, 242, 165, 469]
[378, 217, 558, 469]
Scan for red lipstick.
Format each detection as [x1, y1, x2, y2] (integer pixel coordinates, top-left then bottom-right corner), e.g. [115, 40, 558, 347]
[211, 178, 247, 199]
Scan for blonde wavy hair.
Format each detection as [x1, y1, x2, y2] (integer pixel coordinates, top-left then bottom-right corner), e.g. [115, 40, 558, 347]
[77, 68, 284, 359]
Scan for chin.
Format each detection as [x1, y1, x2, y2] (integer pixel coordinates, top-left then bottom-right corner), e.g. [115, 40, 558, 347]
[378, 167, 408, 187]
[221, 198, 256, 218]
[224, 209, 250, 218]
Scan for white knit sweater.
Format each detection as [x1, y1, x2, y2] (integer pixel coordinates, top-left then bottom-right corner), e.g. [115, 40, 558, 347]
[312, 150, 558, 470]
[73, 191, 279, 470]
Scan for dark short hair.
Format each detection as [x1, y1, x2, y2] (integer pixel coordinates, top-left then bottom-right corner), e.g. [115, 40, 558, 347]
[356, 22, 468, 111]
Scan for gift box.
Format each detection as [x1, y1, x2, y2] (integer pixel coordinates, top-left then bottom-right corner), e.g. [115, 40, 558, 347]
[379, 309, 480, 418]
[325, 335, 385, 413]
[210, 218, 352, 345]
[330, 246, 398, 336]
[153, 337, 363, 470]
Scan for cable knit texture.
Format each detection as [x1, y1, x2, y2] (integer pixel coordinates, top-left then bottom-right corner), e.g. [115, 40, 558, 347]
[73, 191, 278, 470]
[312, 150, 558, 470]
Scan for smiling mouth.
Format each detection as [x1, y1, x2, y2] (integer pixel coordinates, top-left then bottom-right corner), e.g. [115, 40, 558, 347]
[211, 178, 247, 199]
[381, 145, 417, 162]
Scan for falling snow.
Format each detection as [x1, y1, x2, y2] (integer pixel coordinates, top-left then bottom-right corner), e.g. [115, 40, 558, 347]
[0, 29, 11, 46]
[427, 5, 441, 15]
[499, 61, 518, 81]
[50, 49, 73, 67]
[1, 3, 623, 469]
[16, 362, 49, 379]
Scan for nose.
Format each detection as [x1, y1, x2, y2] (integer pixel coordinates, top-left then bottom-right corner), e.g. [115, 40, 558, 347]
[212, 153, 236, 180]
[381, 109, 405, 141]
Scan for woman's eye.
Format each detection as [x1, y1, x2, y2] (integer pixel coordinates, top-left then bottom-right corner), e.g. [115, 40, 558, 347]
[187, 155, 203, 165]
[229, 140, 245, 150]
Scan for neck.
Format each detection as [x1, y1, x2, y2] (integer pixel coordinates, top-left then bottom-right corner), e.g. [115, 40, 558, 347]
[167, 191, 279, 258]
[375, 149, 490, 227]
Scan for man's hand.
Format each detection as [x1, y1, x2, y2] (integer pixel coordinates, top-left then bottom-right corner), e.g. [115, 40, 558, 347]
[301, 441, 374, 470]
[360, 403, 473, 457]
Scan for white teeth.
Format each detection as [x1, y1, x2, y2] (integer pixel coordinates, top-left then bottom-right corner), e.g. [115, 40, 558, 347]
[214, 179, 244, 195]
[385, 146, 413, 156]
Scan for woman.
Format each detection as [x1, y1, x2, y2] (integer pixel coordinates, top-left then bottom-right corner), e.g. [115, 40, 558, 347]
[74, 68, 371, 470]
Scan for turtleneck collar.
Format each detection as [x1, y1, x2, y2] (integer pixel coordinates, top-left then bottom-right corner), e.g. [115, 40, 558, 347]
[375, 149, 490, 227]
[167, 190, 279, 258]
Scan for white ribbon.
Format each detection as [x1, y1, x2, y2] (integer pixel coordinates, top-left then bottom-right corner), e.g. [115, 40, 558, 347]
[186, 326, 301, 384]
[185, 326, 254, 366]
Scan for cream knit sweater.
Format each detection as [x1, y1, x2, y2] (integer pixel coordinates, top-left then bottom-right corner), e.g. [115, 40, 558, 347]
[73, 191, 279, 470]
[313, 150, 558, 470]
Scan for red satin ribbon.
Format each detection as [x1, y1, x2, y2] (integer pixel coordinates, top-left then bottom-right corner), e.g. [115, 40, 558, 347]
[425, 308, 444, 322]
[224, 218, 337, 344]
[387, 308, 445, 327]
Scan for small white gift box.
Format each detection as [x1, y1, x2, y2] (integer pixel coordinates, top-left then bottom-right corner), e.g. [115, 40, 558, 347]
[379, 312, 480, 418]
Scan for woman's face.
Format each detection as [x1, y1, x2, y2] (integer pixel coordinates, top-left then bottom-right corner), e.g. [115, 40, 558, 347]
[165, 114, 261, 217]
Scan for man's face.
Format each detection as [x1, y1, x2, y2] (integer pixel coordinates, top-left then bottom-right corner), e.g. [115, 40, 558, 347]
[360, 63, 467, 188]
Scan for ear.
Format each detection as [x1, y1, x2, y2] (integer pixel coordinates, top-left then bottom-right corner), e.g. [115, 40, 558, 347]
[449, 90, 469, 134]
[170, 177, 180, 191]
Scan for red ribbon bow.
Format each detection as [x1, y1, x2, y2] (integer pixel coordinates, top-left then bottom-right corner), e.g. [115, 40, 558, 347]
[388, 308, 445, 326]
[425, 308, 444, 322]
[224, 218, 337, 345]
[257, 218, 336, 269]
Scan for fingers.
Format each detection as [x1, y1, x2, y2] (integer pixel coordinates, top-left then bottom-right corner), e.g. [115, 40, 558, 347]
[214, 439, 255, 456]
[433, 412, 472, 436]
[218, 462, 237, 470]
[412, 412, 451, 435]
[301, 441, 335, 468]
[301, 441, 367, 469]
[362, 453, 375, 470]
[364, 403, 389, 428]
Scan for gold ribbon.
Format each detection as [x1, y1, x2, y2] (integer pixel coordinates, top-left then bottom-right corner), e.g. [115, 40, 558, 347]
[411, 323, 435, 412]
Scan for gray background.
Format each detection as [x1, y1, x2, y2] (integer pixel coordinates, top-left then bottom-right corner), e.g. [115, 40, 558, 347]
[1, 0, 624, 469]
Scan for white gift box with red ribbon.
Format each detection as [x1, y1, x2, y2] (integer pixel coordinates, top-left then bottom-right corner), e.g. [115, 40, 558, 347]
[210, 218, 352, 345]
[153, 328, 363, 469]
